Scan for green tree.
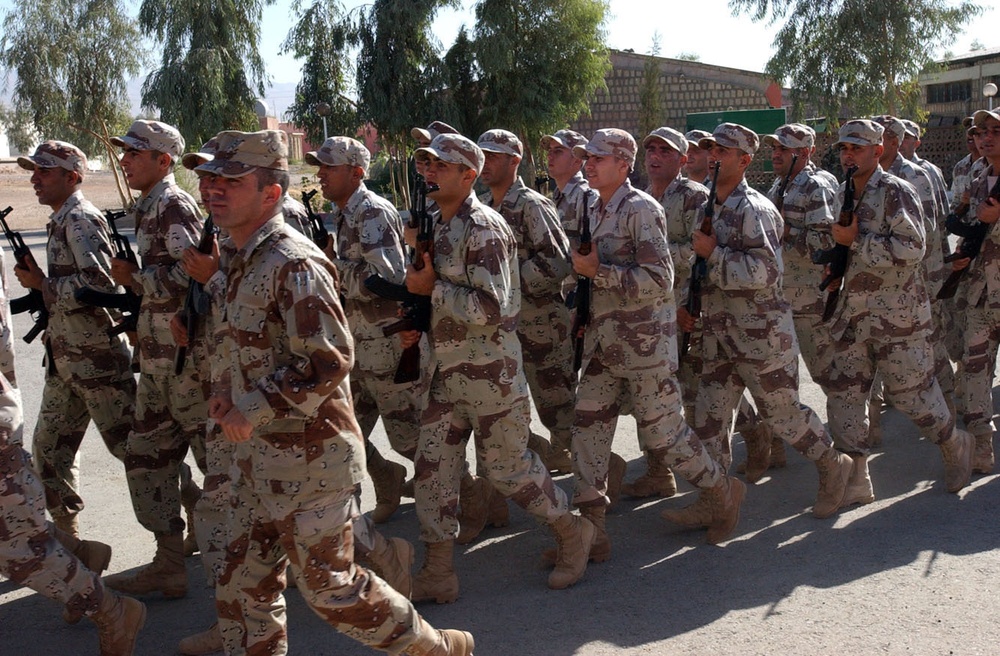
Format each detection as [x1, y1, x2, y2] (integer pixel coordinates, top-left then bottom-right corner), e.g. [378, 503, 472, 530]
[636, 33, 664, 176]
[0, 0, 144, 155]
[139, 0, 274, 148]
[729, 0, 982, 121]
[473, 0, 610, 177]
[443, 26, 487, 139]
[282, 0, 358, 146]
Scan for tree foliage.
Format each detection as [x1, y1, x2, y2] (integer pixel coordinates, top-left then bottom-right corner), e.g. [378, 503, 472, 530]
[281, 0, 358, 146]
[139, 0, 273, 148]
[729, 0, 982, 121]
[443, 27, 488, 139]
[636, 33, 664, 176]
[473, 0, 610, 173]
[0, 0, 144, 155]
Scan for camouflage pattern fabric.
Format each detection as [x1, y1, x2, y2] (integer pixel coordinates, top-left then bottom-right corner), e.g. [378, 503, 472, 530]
[415, 193, 568, 544]
[281, 194, 312, 240]
[0, 247, 16, 388]
[554, 171, 591, 247]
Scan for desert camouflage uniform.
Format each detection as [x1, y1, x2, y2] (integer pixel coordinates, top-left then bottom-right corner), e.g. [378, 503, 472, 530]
[555, 171, 591, 246]
[214, 214, 429, 655]
[483, 178, 576, 458]
[952, 155, 988, 210]
[572, 179, 723, 506]
[415, 192, 569, 543]
[694, 179, 832, 471]
[825, 166, 955, 454]
[0, 247, 14, 387]
[31, 190, 135, 521]
[281, 193, 312, 239]
[766, 163, 838, 389]
[123, 174, 210, 537]
[330, 182, 425, 459]
[912, 152, 951, 251]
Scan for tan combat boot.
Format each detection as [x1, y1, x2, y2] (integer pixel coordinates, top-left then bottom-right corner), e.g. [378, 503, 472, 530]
[546, 428, 574, 475]
[368, 447, 407, 524]
[456, 475, 507, 544]
[705, 476, 746, 545]
[813, 447, 852, 518]
[769, 435, 787, 468]
[368, 532, 415, 598]
[606, 452, 627, 507]
[90, 589, 147, 656]
[842, 454, 875, 506]
[741, 423, 772, 484]
[868, 398, 882, 447]
[547, 513, 595, 590]
[540, 505, 610, 567]
[403, 615, 475, 656]
[660, 490, 713, 529]
[527, 431, 552, 466]
[940, 429, 974, 493]
[104, 533, 187, 598]
[179, 465, 201, 557]
[972, 432, 994, 475]
[412, 540, 459, 604]
[53, 526, 113, 624]
[621, 447, 677, 498]
[178, 622, 223, 656]
[53, 512, 80, 539]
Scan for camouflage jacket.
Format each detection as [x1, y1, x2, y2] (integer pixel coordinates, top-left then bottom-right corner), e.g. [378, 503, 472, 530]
[42, 191, 130, 381]
[702, 179, 795, 362]
[650, 175, 707, 303]
[827, 166, 931, 342]
[952, 156, 989, 211]
[428, 193, 529, 410]
[959, 163, 1000, 309]
[221, 213, 364, 494]
[554, 172, 591, 248]
[129, 173, 204, 375]
[281, 194, 312, 240]
[766, 163, 838, 290]
[886, 154, 945, 294]
[482, 177, 571, 308]
[587, 179, 676, 371]
[0, 246, 15, 386]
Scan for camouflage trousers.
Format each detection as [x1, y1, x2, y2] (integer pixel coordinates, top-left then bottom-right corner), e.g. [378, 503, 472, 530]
[787, 286, 834, 392]
[826, 333, 953, 455]
[695, 333, 832, 472]
[572, 348, 723, 507]
[959, 304, 1000, 439]
[929, 299, 957, 401]
[124, 372, 208, 536]
[0, 432, 104, 618]
[519, 302, 577, 452]
[193, 424, 233, 587]
[414, 369, 568, 544]
[678, 329, 761, 436]
[216, 481, 426, 656]
[32, 371, 136, 519]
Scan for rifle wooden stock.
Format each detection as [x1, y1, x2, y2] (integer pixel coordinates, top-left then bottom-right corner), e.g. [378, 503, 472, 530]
[680, 161, 720, 359]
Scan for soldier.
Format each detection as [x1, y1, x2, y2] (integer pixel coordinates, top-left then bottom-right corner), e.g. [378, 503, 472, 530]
[824, 119, 974, 503]
[194, 129, 472, 656]
[13, 141, 136, 538]
[952, 118, 986, 209]
[541, 129, 590, 245]
[569, 128, 745, 552]
[401, 133, 595, 601]
[950, 108, 1000, 475]
[280, 192, 313, 240]
[478, 129, 576, 477]
[305, 136, 423, 523]
[683, 129, 713, 184]
[105, 120, 209, 600]
[901, 119, 951, 242]
[670, 123, 852, 523]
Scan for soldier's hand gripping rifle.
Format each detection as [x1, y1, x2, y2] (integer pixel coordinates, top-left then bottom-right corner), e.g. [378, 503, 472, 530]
[570, 190, 593, 374]
[363, 178, 439, 384]
[680, 161, 721, 358]
[937, 176, 1000, 300]
[302, 189, 331, 251]
[0, 206, 49, 343]
[73, 210, 142, 336]
[777, 154, 798, 242]
[813, 166, 858, 321]
[173, 215, 218, 374]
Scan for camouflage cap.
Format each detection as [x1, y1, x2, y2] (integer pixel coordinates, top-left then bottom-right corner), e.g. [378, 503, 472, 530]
[110, 120, 185, 160]
[477, 129, 523, 157]
[17, 140, 87, 179]
[835, 119, 884, 147]
[194, 130, 288, 178]
[900, 119, 921, 139]
[540, 129, 588, 151]
[642, 127, 688, 155]
[871, 115, 906, 142]
[304, 136, 371, 174]
[684, 130, 712, 149]
[973, 109, 1000, 128]
[411, 121, 460, 144]
[572, 128, 637, 168]
[699, 123, 759, 155]
[181, 137, 221, 171]
[763, 123, 815, 149]
[414, 133, 484, 175]
[962, 115, 975, 129]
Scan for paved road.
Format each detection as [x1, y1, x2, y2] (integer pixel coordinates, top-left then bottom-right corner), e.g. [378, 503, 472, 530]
[1, 228, 998, 656]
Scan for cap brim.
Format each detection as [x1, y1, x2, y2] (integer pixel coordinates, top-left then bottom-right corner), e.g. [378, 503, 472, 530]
[835, 137, 875, 147]
[697, 137, 718, 149]
[411, 128, 432, 142]
[110, 135, 143, 150]
[181, 152, 213, 170]
[193, 159, 258, 178]
[973, 109, 1000, 127]
[304, 152, 325, 167]
[15, 156, 37, 171]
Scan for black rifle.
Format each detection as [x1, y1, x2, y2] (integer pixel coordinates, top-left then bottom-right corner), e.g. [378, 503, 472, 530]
[570, 190, 593, 373]
[0, 206, 48, 344]
[777, 154, 798, 242]
[363, 178, 439, 384]
[173, 215, 218, 374]
[74, 210, 142, 336]
[813, 166, 858, 321]
[680, 161, 721, 359]
[937, 176, 1000, 300]
[302, 189, 330, 250]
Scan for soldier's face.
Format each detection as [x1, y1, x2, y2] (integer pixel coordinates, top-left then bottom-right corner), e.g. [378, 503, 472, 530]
[204, 172, 273, 239]
[546, 144, 580, 180]
[583, 154, 628, 194]
[978, 118, 1000, 159]
[316, 163, 358, 203]
[879, 132, 900, 165]
[120, 148, 167, 195]
[770, 143, 804, 177]
[839, 143, 882, 177]
[479, 152, 517, 187]
[900, 134, 918, 159]
[422, 157, 474, 203]
[29, 166, 77, 210]
[644, 142, 685, 185]
[684, 145, 710, 176]
[708, 144, 748, 184]
[196, 172, 214, 204]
